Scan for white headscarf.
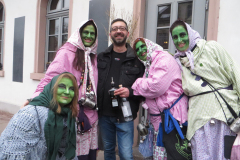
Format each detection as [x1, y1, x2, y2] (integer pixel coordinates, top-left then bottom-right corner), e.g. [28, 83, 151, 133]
[67, 19, 98, 99]
[171, 21, 201, 70]
[134, 38, 163, 77]
[134, 38, 163, 67]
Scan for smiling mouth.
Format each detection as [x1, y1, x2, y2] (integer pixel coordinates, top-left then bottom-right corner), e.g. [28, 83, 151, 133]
[85, 39, 92, 43]
[61, 96, 69, 99]
[178, 43, 185, 48]
[141, 52, 146, 56]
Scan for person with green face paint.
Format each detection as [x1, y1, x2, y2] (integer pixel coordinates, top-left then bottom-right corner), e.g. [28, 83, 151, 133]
[21, 20, 99, 159]
[135, 40, 148, 61]
[172, 25, 189, 52]
[81, 24, 96, 47]
[170, 20, 240, 160]
[57, 77, 75, 106]
[0, 72, 79, 160]
[132, 38, 190, 159]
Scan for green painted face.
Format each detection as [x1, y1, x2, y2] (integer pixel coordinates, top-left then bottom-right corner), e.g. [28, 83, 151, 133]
[57, 78, 75, 107]
[81, 25, 96, 47]
[172, 25, 189, 51]
[135, 41, 148, 61]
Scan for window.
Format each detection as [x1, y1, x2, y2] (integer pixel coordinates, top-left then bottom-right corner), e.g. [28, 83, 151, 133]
[145, 0, 206, 54]
[156, 2, 193, 51]
[45, 0, 69, 69]
[0, 2, 4, 70]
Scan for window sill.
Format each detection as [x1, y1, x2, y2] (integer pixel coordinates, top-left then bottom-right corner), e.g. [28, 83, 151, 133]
[30, 73, 45, 81]
[0, 70, 4, 77]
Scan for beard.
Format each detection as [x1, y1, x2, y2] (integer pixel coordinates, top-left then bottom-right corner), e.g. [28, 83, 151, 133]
[111, 32, 127, 46]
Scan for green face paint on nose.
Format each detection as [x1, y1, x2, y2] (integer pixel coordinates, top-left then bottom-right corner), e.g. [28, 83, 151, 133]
[81, 25, 96, 47]
[57, 78, 75, 107]
[172, 25, 189, 52]
[135, 41, 148, 61]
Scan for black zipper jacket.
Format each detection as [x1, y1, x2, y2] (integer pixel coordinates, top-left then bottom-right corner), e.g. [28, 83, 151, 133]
[97, 43, 145, 122]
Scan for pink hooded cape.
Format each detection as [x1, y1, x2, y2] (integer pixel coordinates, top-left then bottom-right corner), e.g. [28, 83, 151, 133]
[32, 19, 98, 126]
[132, 38, 188, 131]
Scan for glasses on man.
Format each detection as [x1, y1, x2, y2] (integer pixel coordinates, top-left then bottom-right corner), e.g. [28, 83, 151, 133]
[111, 26, 128, 32]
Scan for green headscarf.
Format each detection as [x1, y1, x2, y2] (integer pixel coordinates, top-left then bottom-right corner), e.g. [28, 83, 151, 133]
[29, 73, 76, 160]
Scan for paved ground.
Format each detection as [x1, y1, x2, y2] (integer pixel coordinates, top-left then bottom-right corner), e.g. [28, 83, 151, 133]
[0, 110, 13, 133]
[0, 110, 144, 160]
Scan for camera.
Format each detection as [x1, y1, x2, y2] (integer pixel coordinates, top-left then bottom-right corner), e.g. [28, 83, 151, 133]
[79, 91, 98, 110]
[228, 117, 240, 133]
[137, 123, 148, 143]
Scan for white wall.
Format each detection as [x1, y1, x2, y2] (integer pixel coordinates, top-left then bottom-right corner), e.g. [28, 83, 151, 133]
[217, 0, 240, 64]
[0, 0, 39, 111]
[111, 0, 134, 17]
[70, 0, 89, 34]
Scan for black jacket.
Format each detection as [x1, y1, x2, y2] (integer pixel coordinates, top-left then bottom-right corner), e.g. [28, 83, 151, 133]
[97, 43, 145, 122]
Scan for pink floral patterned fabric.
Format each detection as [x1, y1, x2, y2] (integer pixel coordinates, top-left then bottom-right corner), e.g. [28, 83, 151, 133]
[132, 38, 188, 131]
[153, 131, 167, 160]
[76, 121, 98, 155]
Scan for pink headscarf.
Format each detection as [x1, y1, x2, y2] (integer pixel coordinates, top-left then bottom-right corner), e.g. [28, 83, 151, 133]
[67, 19, 98, 100]
[171, 21, 201, 70]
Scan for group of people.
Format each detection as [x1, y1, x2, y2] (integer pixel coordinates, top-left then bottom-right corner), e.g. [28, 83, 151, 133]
[0, 18, 239, 160]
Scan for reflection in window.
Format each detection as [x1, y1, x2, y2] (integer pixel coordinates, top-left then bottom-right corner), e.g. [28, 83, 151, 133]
[157, 5, 171, 27]
[50, 0, 61, 11]
[156, 29, 169, 49]
[178, 2, 193, 24]
[46, 0, 69, 69]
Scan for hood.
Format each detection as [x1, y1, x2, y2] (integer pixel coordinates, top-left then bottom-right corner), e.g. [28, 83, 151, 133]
[170, 21, 201, 70]
[134, 37, 163, 66]
[67, 19, 98, 54]
[67, 19, 98, 100]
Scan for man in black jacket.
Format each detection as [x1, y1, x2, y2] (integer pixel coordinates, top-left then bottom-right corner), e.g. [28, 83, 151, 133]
[97, 18, 144, 160]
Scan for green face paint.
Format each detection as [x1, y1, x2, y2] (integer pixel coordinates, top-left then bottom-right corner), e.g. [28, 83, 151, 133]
[172, 25, 189, 52]
[81, 25, 96, 47]
[135, 41, 148, 61]
[57, 78, 75, 107]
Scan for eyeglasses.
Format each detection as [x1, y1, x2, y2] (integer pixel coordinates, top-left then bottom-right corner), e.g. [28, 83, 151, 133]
[111, 26, 128, 32]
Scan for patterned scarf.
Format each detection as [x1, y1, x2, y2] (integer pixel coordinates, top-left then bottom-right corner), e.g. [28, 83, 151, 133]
[171, 22, 201, 70]
[135, 38, 163, 76]
[67, 19, 98, 100]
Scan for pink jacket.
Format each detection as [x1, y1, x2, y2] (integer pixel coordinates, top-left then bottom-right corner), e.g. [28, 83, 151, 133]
[132, 48, 188, 131]
[32, 42, 98, 125]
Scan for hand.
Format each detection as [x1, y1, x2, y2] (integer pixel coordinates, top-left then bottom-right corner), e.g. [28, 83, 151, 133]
[20, 100, 29, 109]
[114, 87, 129, 98]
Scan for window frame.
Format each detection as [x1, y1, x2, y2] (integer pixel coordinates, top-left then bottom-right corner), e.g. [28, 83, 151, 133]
[0, 1, 4, 74]
[30, 0, 73, 80]
[45, 0, 69, 70]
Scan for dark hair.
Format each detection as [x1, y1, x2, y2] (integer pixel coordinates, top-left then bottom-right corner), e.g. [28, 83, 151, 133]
[110, 18, 128, 31]
[73, 20, 97, 71]
[170, 19, 188, 35]
[73, 49, 96, 71]
[132, 38, 146, 57]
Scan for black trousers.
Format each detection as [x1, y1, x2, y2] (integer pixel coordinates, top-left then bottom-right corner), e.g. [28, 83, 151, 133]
[77, 149, 97, 160]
